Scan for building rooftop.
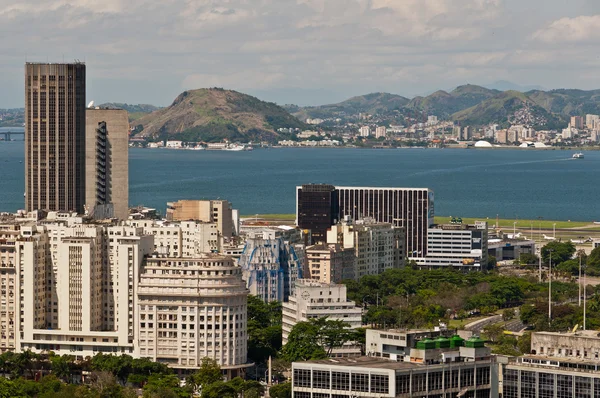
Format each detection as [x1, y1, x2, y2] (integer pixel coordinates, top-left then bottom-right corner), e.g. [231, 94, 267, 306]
[534, 330, 600, 339]
[299, 356, 418, 370]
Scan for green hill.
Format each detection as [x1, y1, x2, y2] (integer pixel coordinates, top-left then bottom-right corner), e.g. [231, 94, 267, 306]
[451, 91, 564, 128]
[134, 88, 306, 143]
[406, 85, 500, 117]
[97, 103, 160, 121]
[289, 92, 410, 120]
[526, 89, 600, 116]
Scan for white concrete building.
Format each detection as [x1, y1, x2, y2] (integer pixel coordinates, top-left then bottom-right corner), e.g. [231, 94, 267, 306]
[282, 280, 362, 357]
[327, 218, 405, 280]
[127, 219, 220, 257]
[359, 126, 371, 137]
[409, 221, 488, 270]
[136, 255, 250, 377]
[375, 126, 387, 138]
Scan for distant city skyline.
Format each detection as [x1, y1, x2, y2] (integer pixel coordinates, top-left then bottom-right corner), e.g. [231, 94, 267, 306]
[1, 0, 599, 108]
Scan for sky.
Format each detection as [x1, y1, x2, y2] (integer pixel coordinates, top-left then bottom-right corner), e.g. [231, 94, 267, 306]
[1, 0, 599, 108]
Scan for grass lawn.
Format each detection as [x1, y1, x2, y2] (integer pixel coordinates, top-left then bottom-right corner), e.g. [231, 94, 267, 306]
[434, 216, 591, 229]
[242, 213, 296, 221]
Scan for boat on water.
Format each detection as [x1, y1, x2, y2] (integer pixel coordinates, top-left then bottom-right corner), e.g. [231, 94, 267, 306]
[223, 145, 245, 151]
[573, 153, 584, 159]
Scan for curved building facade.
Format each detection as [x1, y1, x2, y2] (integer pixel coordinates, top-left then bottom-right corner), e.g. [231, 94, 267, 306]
[136, 255, 250, 377]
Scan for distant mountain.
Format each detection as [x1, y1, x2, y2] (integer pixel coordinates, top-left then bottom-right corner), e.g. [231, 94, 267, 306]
[134, 88, 306, 143]
[451, 90, 565, 129]
[526, 89, 600, 116]
[406, 85, 500, 118]
[484, 80, 545, 92]
[98, 103, 160, 121]
[287, 92, 410, 120]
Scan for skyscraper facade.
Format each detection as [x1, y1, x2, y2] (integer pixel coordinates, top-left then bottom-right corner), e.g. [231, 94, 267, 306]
[25, 63, 87, 213]
[296, 184, 339, 245]
[85, 109, 129, 219]
[297, 185, 433, 257]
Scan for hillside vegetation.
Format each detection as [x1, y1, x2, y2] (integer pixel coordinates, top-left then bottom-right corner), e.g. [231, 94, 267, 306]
[289, 84, 600, 128]
[288, 92, 410, 120]
[134, 88, 306, 143]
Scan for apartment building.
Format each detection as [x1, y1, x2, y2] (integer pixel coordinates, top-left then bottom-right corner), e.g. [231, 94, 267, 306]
[305, 243, 355, 284]
[327, 218, 405, 279]
[166, 200, 238, 237]
[136, 255, 249, 377]
[127, 219, 220, 257]
[282, 280, 362, 357]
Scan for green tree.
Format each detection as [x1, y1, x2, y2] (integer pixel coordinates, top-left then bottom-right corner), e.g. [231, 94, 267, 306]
[201, 381, 236, 398]
[247, 296, 282, 364]
[542, 241, 576, 265]
[50, 354, 74, 383]
[188, 357, 222, 391]
[519, 253, 539, 266]
[269, 382, 292, 398]
[281, 321, 327, 362]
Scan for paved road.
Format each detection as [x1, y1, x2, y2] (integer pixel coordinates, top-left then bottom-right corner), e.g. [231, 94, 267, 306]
[464, 315, 503, 334]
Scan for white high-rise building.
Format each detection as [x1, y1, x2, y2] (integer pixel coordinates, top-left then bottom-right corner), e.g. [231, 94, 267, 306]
[359, 126, 371, 137]
[0, 213, 247, 375]
[136, 255, 250, 377]
[282, 280, 362, 357]
[375, 126, 387, 138]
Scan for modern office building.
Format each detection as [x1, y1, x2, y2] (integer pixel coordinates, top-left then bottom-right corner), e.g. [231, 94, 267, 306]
[166, 200, 238, 237]
[366, 328, 457, 362]
[85, 108, 129, 220]
[136, 255, 250, 377]
[297, 185, 339, 245]
[238, 231, 304, 303]
[327, 218, 405, 279]
[499, 330, 600, 398]
[409, 221, 488, 270]
[293, 337, 498, 398]
[282, 280, 362, 357]
[297, 185, 433, 256]
[25, 63, 87, 213]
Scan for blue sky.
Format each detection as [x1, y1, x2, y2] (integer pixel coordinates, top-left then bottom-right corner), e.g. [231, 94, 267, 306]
[1, 0, 599, 107]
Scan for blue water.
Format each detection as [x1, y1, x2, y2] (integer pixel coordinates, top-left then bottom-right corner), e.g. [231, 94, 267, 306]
[0, 141, 598, 221]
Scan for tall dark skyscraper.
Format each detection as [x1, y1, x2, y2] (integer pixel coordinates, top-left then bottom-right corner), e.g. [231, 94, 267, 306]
[296, 184, 339, 244]
[25, 63, 86, 213]
[297, 185, 434, 255]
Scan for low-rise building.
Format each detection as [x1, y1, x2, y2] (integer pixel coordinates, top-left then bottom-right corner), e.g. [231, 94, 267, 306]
[409, 221, 488, 270]
[282, 280, 362, 357]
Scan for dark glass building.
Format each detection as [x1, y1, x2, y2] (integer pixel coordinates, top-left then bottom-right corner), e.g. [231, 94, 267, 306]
[25, 63, 86, 213]
[296, 184, 339, 245]
[297, 185, 434, 255]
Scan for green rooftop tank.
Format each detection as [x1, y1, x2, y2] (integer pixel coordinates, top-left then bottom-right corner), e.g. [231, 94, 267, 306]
[449, 335, 465, 348]
[416, 338, 436, 350]
[465, 336, 485, 348]
[435, 337, 451, 349]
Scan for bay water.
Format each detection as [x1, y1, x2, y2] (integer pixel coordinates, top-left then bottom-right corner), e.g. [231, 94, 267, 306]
[0, 141, 598, 221]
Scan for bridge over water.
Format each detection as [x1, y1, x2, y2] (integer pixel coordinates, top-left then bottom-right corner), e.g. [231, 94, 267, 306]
[0, 127, 24, 141]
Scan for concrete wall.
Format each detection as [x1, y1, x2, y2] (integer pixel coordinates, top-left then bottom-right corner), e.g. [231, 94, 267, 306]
[85, 109, 129, 220]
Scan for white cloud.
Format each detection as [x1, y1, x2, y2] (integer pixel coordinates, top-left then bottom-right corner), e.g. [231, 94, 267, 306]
[0, 0, 598, 107]
[533, 14, 600, 43]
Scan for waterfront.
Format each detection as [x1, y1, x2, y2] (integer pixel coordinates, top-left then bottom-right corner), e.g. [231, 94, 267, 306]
[0, 141, 598, 221]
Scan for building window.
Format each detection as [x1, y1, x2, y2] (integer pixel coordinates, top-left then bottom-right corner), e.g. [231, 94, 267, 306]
[331, 371, 349, 391]
[371, 374, 389, 394]
[351, 373, 369, 392]
[313, 370, 330, 389]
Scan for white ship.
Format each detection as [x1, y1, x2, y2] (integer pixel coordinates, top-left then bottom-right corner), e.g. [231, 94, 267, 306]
[223, 144, 245, 151]
[573, 153, 584, 159]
